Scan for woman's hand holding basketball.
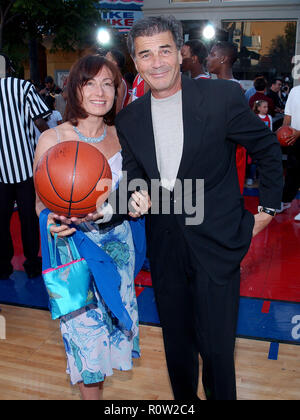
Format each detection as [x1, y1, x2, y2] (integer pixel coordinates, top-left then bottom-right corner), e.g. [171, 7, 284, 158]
[47, 213, 76, 237]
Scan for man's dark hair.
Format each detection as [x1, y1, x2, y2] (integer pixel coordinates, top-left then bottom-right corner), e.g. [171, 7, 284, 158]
[184, 39, 208, 65]
[45, 76, 54, 84]
[254, 77, 267, 91]
[271, 77, 283, 86]
[127, 16, 183, 58]
[214, 41, 238, 66]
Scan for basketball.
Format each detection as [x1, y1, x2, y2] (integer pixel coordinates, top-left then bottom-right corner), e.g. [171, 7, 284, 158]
[34, 141, 112, 218]
[276, 126, 293, 146]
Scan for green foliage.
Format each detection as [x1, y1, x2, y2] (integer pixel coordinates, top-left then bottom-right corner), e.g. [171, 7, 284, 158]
[0, 1, 104, 74]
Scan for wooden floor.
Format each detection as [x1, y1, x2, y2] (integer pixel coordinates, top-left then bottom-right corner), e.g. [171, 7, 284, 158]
[0, 304, 299, 400]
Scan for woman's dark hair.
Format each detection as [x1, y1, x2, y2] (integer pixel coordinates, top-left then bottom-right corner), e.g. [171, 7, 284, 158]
[65, 54, 121, 126]
[107, 49, 126, 71]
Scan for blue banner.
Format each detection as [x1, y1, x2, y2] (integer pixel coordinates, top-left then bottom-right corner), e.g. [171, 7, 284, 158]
[98, 0, 143, 11]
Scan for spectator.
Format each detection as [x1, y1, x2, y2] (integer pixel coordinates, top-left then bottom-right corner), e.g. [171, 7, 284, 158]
[44, 94, 62, 128]
[207, 41, 246, 194]
[55, 87, 67, 121]
[35, 94, 62, 140]
[105, 49, 131, 112]
[244, 74, 266, 101]
[267, 78, 285, 114]
[0, 57, 50, 280]
[128, 73, 150, 103]
[253, 100, 273, 131]
[39, 75, 62, 99]
[280, 77, 291, 106]
[276, 85, 300, 221]
[181, 39, 210, 80]
[206, 41, 239, 83]
[249, 77, 275, 117]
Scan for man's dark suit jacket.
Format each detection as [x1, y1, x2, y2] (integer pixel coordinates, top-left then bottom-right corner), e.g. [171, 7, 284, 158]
[115, 75, 283, 285]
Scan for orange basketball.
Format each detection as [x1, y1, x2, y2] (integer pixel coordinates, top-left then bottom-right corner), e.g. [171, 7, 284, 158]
[34, 141, 112, 217]
[276, 126, 293, 146]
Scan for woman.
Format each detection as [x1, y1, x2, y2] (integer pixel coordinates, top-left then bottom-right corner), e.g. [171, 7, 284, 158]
[33, 55, 149, 400]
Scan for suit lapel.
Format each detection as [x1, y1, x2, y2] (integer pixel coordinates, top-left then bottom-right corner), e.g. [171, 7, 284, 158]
[177, 75, 205, 180]
[137, 92, 160, 181]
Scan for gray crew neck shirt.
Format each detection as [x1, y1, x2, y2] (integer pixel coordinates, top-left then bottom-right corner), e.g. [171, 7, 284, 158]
[151, 90, 184, 191]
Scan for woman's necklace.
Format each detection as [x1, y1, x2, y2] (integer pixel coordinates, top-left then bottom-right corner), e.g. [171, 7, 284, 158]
[73, 124, 107, 143]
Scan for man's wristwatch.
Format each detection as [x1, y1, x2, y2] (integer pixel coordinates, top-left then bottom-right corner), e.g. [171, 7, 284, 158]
[258, 206, 277, 217]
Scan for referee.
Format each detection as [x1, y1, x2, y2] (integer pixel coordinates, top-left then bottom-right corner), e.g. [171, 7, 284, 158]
[0, 55, 50, 280]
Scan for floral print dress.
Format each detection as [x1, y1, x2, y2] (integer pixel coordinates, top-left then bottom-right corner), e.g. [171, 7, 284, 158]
[59, 152, 140, 385]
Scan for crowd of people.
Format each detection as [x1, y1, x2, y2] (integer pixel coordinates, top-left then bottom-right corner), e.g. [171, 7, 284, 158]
[0, 14, 299, 401]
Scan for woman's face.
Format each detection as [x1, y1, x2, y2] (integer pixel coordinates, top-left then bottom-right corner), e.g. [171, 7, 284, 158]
[79, 65, 115, 117]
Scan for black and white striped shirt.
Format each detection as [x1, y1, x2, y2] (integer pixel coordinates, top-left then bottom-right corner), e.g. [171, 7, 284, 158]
[0, 77, 50, 184]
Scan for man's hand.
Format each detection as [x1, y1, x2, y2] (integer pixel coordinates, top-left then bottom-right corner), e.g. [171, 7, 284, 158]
[252, 212, 274, 237]
[285, 128, 300, 146]
[129, 190, 151, 218]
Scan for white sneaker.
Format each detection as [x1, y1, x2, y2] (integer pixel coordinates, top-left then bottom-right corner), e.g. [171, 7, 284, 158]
[294, 212, 300, 221]
[276, 202, 291, 213]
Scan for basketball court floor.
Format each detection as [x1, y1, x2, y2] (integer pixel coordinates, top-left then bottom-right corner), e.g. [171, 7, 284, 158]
[0, 188, 299, 400]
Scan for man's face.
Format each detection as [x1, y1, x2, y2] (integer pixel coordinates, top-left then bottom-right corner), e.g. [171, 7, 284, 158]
[181, 45, 193, 73]
[45, 82, 53, 90]
[133, 31, 182, 99]
[206, 45, 223, 74]
[273, 80, 282, 92]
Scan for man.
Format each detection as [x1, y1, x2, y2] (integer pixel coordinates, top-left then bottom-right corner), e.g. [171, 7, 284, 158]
[206, 41, 246, 194]
[115, 16, 283, 400]
[276, 84, 300, 221]
[55, 86, 67, 121]
[0, 56, 50, 279]
[244, 74, 265, 102]
[249, 77, 275, 117]
[206, 41, 239, 83]
[267, 78, 285, 114]
[181, 39, 210, 80]
[39, 75, 62, 99]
